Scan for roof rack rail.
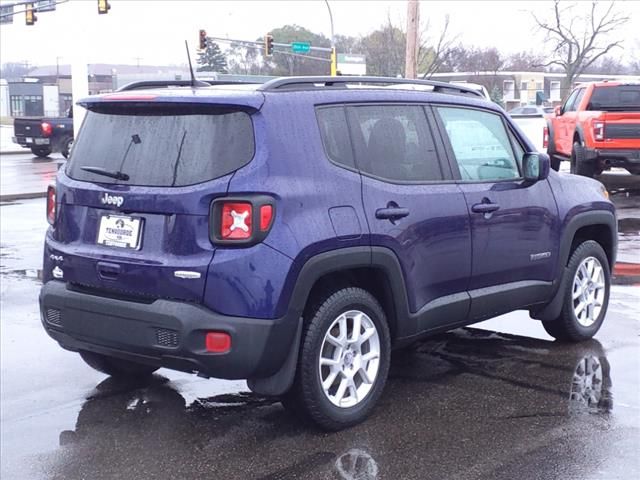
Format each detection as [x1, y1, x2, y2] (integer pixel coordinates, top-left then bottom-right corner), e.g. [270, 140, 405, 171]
[117, 79, 261, 92]
[257, 76, 485, 98]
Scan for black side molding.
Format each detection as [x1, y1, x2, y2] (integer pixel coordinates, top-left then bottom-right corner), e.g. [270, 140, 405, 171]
[531, 210, 616, 321]
[558, 210, 617, 272]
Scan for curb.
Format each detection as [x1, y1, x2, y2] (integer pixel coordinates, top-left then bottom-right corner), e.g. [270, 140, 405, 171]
[0, 191, 47, 202]
[613, 262, 640, 277]
[0, 150, 27, 155]
[612, 262, 640, 287]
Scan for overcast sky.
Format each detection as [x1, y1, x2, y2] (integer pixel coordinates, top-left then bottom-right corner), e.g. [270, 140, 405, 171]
[1, 0, 638, 67]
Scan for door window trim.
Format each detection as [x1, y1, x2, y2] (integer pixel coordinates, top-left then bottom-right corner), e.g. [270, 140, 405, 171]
[430, 104, 526, 184]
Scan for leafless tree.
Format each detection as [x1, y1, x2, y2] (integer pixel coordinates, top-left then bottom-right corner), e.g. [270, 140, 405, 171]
[419, 15, 458, 78]
[533, 1, 629, 90]
[504, 51, 544, 71]
[359, 16, 406, 76]
[629, 40, 640, 74]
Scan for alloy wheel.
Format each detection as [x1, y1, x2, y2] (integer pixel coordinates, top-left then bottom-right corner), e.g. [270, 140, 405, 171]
[318, 310, 380, 408]
[572, 256, 606, 327]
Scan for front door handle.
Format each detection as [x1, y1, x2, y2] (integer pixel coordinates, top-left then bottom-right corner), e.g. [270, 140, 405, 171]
[375, 207, 410, 221]
[471, 202, 500, 214]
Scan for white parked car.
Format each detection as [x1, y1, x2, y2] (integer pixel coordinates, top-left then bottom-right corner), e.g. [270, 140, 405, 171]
[508, 105, 554, 116]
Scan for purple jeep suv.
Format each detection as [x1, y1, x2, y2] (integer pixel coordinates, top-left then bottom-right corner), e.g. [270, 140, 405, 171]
[39, 76, 616, 430]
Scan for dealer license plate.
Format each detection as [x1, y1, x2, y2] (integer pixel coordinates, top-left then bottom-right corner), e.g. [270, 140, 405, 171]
[97, 215, 142, 249]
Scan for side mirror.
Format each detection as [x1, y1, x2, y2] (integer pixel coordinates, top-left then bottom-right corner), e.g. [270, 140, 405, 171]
[554, 105, 562, 117]
[523, 153, 550, 183]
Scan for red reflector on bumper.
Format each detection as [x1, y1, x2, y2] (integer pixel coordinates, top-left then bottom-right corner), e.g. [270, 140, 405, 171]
[205, 332, 231, 353]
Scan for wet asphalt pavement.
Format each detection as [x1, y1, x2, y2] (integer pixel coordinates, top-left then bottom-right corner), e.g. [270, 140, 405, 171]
[1, 173, 639, 480]
[0, 153, 65, 201]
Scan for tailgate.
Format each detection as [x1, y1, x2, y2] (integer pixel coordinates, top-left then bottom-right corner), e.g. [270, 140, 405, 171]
[52, 176, 226, 303]
[48, 101, 257, 304]
[14, 118, 43, 137]
[602, 112, 640, 141]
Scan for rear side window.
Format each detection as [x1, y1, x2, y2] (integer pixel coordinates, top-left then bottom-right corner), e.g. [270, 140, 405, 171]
[436, 107, 520, 181]
[346, 105, 443, 182]
[588, 85, 640, 111]
[316, 107, 355, 168]
[67, 106, 254, 187]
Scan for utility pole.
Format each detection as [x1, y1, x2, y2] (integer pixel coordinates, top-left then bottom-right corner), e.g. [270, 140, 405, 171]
[405, 0, 419, 79]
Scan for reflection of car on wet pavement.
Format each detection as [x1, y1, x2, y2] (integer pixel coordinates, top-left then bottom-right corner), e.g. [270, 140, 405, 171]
[37, 76, 621, 430]
[48, 329, 614, 480]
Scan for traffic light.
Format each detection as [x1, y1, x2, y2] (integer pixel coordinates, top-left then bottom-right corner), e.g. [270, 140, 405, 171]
[265, 34, 274, 57]
[199, 29, 207, 50]
[25, 3, 37, 25]
[97, 0, 111, 14]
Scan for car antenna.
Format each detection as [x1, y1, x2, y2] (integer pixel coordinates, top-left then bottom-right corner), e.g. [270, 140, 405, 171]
[185, 40, 209, 88]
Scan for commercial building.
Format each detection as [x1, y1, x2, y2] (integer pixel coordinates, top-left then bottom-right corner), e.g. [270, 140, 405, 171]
[428, 71, 640, 110]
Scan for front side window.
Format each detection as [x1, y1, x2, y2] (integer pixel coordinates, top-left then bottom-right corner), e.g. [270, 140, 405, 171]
[346, 105, 443, 182]
[568, 88, 586, 112]
[436, 107, 520, 181]
[562, 89, 580, 113]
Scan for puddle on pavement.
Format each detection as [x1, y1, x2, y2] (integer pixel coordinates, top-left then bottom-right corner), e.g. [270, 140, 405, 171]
[618, 217, 640, 235]
[616, 217, 640, 276]
[1, 268, 43, 282]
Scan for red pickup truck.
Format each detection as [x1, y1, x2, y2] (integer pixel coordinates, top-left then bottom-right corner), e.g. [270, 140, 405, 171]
[545, 81, 640, 177]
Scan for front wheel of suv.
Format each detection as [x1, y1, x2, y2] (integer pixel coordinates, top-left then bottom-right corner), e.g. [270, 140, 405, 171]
[79, 351, 159, 377]
[542, 241, 611, 342]
[282, 287, 391, 431]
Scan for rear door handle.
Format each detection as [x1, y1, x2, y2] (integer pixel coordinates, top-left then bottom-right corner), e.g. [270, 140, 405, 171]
[375, 207, 410, 220]
[471, 202, 500, 214]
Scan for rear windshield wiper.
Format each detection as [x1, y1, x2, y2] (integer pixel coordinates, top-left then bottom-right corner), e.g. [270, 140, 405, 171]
[80, 166, 130, 181]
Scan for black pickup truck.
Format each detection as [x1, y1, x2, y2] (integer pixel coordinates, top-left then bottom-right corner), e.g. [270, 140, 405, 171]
[13, 109, 74, 158]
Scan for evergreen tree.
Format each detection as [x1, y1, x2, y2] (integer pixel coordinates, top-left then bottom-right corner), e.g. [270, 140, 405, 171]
[197, 41, 228, 73]
[490, 86, 504, 109]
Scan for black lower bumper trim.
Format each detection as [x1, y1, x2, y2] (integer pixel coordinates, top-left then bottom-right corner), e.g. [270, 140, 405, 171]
[585, 148, 640, 168]
[39, 280, 299, 380]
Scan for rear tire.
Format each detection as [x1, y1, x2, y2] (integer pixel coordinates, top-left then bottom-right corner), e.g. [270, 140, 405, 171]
[570, 141, 596, 178]
[542, 241, 610, 342]
[282, 287, 391, 431]
[61, 137, 73, 159]
[31, 146, 52, 158]
[79, 351, 159, 377]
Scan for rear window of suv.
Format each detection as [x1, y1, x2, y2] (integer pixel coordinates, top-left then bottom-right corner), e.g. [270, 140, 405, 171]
[588, 85, 640, 111]
[67, 105, 255, 186]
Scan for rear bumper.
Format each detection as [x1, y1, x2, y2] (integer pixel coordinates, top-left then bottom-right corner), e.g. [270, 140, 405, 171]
[585, 147, 640, 169]
[12, 135, 51, 147]
[39, 280, 299, 380]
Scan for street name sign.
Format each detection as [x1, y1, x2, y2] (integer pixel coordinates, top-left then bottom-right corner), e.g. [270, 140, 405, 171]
[291, 42, 311, 54]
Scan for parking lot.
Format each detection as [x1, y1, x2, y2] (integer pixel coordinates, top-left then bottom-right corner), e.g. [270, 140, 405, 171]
[1, 159, 638, 480]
